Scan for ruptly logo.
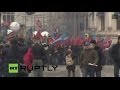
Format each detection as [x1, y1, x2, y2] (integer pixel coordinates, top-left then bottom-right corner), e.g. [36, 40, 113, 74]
[8, 63, 58, 73]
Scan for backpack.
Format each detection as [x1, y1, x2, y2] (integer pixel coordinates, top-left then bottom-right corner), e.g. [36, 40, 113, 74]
[66, 55, 74, 65]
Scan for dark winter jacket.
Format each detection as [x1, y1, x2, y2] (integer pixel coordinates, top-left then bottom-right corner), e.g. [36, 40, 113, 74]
[110, 44, 120, 64]
[19, 45, 29, 63]
[3, 45, 20, 62]
[80, 48, 99, 68]
[32, 43, 45, 60]
[94, 46, 104, 70]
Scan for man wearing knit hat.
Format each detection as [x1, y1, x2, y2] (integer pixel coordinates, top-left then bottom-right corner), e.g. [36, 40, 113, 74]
[110, 36, 120, 77]
[80, 41, 99, 77]
[90, 40, 104, 77]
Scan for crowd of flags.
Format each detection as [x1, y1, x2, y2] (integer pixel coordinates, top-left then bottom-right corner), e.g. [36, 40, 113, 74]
[1, 20, 112, 50]
[32, 30, 112, 49]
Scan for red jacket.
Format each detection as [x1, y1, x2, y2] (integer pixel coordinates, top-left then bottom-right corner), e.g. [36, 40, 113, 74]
[24, 48, 33, 71]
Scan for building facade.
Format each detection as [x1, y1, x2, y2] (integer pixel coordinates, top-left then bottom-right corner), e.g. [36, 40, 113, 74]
[87, 12, 120, 43]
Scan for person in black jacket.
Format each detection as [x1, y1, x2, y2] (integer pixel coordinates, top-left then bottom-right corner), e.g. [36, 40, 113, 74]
[32, 40, 45, 77]
[18, 38, 29, 64]
[2, 38, 29, 77]
[90, 40, 104, 77]
[52, 47, 59, 66]
[110, 36, 120, 77]
[71, 45, 78, 65]
[42, 44, 49, 65]
[58, 44, 64, 65]
[0, 44, 4, 77]
[3, 39, 20, 77]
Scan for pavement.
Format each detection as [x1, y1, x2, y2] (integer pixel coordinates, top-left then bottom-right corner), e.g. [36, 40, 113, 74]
[29, 65, 114, 77]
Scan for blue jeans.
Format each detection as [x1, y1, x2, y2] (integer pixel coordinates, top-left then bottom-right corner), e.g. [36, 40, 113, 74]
[95, 70, 101, 77]
[82, 65, 96, 77]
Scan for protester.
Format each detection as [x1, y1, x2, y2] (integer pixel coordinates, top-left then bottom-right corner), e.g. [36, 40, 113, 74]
[58, 44, 64, 65]
[110, 36, 120, 77]
[32, 39, 45, 77]
[0, 24, 114, 77]
[65, 49, 76, 77]
[0, 43, 4, 77]
[90, 40, 104, 77]
[43, 44, 49, 65]
[52, 47, 59, 66]
[80, 42, 99, 77]
[18, 38, 29, 64]
[71, 44, 78, 65]
[3, 39, 20, 77]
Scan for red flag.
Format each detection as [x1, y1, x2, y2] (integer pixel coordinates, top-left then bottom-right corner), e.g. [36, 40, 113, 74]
[34, 30, 43, 41]
[76, 37, 83, 46]
[35, 19, 42, 31]
[65, 38, 71, 46]
[24, 47, 33, 71]
[62, 38, 70, 46]
[70, 38, 74, 45]
[103, 39, 112, 49]
[36, 19, 42, 28]
[74, 37, 77, 45]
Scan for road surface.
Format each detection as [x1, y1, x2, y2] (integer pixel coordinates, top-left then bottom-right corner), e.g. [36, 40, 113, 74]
[29, 65, 114, 77]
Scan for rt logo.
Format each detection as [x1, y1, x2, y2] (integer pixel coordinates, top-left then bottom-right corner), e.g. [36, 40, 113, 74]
[8, 63, 18, 73]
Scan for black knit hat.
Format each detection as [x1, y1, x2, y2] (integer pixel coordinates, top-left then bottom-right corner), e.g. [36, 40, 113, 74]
[90, 40, 96, 45]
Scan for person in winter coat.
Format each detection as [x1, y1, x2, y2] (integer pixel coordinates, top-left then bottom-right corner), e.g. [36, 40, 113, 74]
[0, 44, 4, 77]
[66, 49, 76, 77]
[32, 39, 45, 77]
[110, 36, 120, 77]
[3, 39, 20, 77]
[90, 40, 104, 77]
[80, 42, 99, 77]
[52, 47, 59, 66]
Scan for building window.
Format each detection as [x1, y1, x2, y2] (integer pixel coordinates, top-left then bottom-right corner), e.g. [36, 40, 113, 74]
[2, 12, 14, 23]
[97, 12, 105, 31]
[115, 12, 120, 30]
[117, 17, 120, 30]
[101, 15, 105, 30]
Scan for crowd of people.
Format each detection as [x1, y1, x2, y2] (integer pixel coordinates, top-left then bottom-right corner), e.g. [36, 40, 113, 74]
[0, 35, 120, 77]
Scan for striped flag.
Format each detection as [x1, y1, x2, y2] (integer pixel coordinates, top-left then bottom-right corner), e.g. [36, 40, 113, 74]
[52, 32, 69, 45]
